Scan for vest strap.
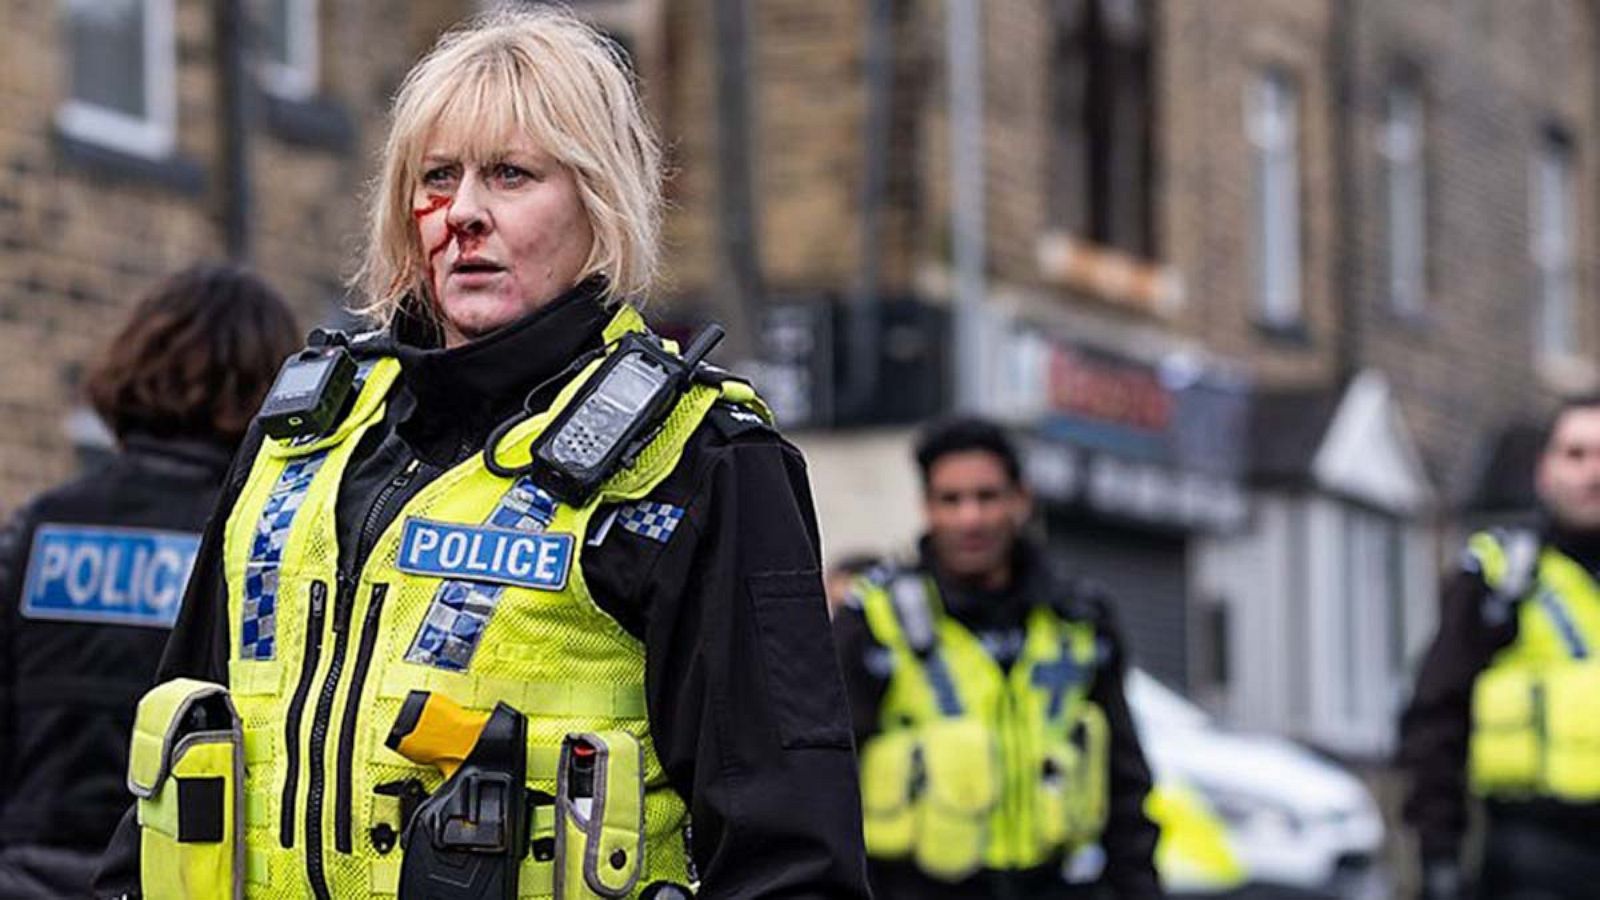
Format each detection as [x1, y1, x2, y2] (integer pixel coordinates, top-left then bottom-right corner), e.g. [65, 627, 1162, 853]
[884, 574, 963, 717]
[1538, 589, 1591, 660]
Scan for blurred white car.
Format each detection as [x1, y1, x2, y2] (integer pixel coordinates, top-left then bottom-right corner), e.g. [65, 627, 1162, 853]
[1127, 670, 1387, 899]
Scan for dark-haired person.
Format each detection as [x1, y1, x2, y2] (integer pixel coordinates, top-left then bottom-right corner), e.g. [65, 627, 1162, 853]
[0, 266, 300, 898]
[832, 417, 1163, 899]
[1400, 397, 1600, 900]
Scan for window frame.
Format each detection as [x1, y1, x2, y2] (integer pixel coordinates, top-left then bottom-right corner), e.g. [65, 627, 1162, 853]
[55, 0, 178, 160]
[1246, 67, 1303, 332]
[255, 0, 320, 101]
[1380, 73, 1428, 319]
[1532, 125, 1580, 361]
[1047, 0, 1157, 259]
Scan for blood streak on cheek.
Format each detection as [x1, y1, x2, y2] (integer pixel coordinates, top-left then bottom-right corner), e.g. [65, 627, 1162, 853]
[412, 193, 454, 290]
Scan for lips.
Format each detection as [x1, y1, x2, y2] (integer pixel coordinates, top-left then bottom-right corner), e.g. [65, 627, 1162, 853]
[451, 257, 505, 275]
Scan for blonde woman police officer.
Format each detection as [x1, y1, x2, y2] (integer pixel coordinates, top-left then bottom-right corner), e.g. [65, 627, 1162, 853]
[94, 10, 867, 900]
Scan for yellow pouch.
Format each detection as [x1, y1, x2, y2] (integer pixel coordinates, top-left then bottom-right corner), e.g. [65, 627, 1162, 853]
[127, 678, 244, 900]
[860, 729, 919, 859]
[1541, 663, 1600, 800]
[913, 717, 997, 882]
[554, 731, 646, 899]
[1469, 666, 1541, 793]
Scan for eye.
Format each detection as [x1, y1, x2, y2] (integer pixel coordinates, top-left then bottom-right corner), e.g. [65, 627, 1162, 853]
[492, 163, 535, 187]
[421, 164, 458, 188]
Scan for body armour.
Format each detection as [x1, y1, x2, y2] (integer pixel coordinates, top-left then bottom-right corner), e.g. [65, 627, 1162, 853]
[1469, 529, 1600, 802]
[133, 308, 766, 898]
[855, 567, 1110, 881]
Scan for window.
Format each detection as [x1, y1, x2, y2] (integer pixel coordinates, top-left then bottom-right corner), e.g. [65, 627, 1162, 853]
[1049, 0, 1156, 257]
[1381, 75, 1426, 317]
[1247, 69, 1301, 330]
[254, 0, 319, 99]
[1327, 503, 1410, 751]
[1533, 127, 1579, 359]
[57, 0, 177, 158]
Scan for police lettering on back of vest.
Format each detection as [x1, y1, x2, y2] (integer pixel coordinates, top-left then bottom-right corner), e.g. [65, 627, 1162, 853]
[21, 524, 199, 628]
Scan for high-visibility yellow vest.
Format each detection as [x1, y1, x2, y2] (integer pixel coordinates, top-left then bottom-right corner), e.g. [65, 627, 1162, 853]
[1145, 782, 1246, 895]
[1468, 530, 1600, 802]
[855, 569, 1111, 881]
[132, 306, 770, 898]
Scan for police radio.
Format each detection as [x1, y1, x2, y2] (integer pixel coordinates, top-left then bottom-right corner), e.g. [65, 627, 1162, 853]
[258, 331, 358, 440]
[487, 325, 724, 506]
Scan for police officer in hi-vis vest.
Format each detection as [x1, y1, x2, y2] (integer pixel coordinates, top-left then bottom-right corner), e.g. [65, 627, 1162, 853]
[833, 418, 1163, 900]
[0, 266, 300, 898]
[1400, 396, 1600, 899]
[93, 10, 868, 900]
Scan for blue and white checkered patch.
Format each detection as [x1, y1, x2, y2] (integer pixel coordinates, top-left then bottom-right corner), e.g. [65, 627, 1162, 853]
[242, 452, 328, 661]
[616, 500, 685, 544]
[404, 477, 558, 672]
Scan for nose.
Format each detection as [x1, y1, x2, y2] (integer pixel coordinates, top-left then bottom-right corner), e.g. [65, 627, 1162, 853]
[953, 496, 986, 528]
[445, 169, 490, 234]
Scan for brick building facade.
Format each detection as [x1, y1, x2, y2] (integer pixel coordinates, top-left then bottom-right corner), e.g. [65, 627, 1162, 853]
[4, 0, 1598, 749]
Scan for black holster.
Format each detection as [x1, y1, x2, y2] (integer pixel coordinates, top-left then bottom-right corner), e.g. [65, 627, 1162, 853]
[398, 702, 529, 900]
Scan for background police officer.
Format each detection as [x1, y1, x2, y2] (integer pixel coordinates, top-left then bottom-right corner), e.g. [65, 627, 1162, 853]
[833, 417, 1163, 899]
[0, 265, 299, 898]
[1400, 396, 1600, 900]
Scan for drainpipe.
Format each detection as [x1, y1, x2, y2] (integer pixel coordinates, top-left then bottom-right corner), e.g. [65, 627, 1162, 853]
[1330, 0, 1358, 387]
[217, 0, 252, 263]
[711, 0, 762, 359]
[947, 0, 988, 411]
[839, 0, 896, 422]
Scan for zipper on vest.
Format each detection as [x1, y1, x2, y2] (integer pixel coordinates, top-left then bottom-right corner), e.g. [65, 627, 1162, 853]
[358, 458, 421, 569]
[279, 580, 328, 848]
[306, 460, 420, 896]
[304, 571, 356, 900]
[335, 583, 387, 852]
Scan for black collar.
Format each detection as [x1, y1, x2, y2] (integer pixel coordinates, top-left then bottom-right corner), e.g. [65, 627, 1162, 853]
[395, 279, 610, 416]
[917, 535, 1061, 630]
[121, 434, 235, 477]
[385, 279, 612, 464]
[1544, 517, 1600, 574]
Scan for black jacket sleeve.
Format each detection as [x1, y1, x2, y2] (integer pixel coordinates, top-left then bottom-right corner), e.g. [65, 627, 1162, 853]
[0, 501, 37, 822]
[1084, 601, 1163, 900]
[92, 429, 260, 897]
[638, 434, 871, 899]
[1397, 562, 1515, 863]
[831, 603, 888, 748]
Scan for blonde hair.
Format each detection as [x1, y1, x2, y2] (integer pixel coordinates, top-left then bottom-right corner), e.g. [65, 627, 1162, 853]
[354, 7, 662, 326]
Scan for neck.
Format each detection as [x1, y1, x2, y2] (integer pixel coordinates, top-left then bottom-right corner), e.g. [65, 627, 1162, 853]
[942, 561, 1013, 593]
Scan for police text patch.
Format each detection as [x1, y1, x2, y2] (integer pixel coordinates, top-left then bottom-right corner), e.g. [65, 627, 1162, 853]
[21, 525, 200, 628]
[397, 518, 574, 592]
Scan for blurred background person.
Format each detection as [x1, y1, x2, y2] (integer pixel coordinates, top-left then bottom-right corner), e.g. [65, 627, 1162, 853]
[825, 552, 881, 618]
[833, 416, 1162, 899]
[1399, 396, 1600, 900]
[0, 265, 299, 899]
